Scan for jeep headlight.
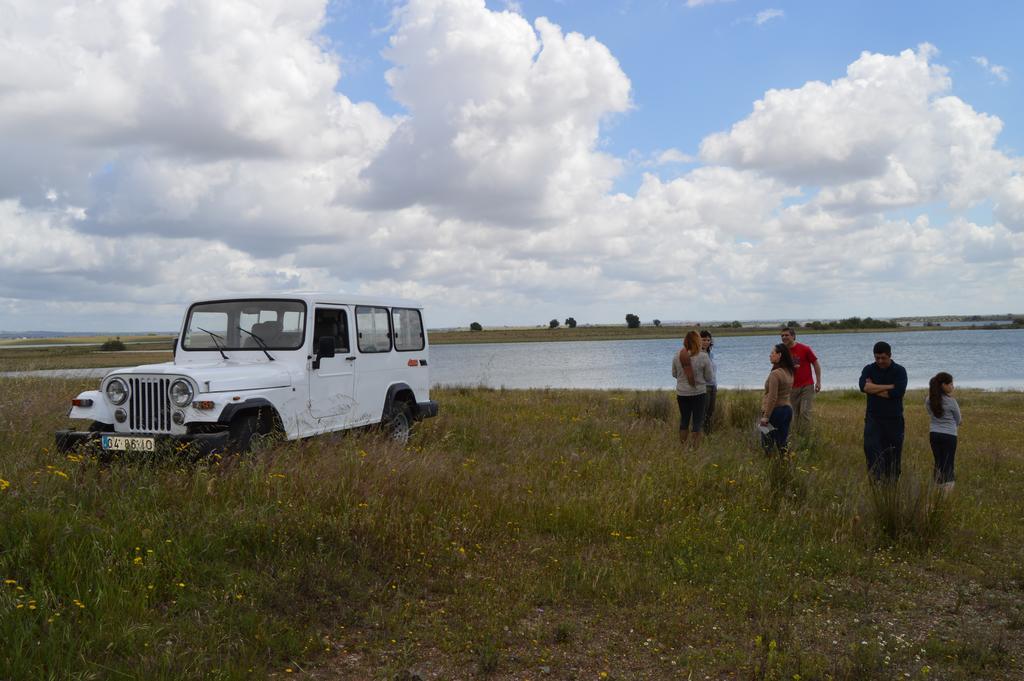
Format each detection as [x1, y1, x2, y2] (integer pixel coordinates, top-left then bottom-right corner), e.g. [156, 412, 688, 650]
[106, 378, 129, 405]
[169, 379, 194, 408]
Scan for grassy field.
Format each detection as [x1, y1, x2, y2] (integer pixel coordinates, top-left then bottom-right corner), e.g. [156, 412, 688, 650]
[2, 377, 1023, 680]
[0, 334, 175, 347]
[0, 336, 175, 372]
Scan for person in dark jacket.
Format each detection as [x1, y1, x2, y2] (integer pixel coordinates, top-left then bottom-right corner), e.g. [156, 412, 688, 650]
[700, 330, 717, 435]
[858, 341, 908, 482]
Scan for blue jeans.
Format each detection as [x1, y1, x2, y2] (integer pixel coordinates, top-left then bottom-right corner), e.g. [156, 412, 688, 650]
[864, 415, 904, 481]
[761, 405, 792, 455]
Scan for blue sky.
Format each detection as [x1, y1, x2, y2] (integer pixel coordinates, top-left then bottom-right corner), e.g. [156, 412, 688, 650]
[0, 0, 1022, 331]
[324, 0, 1023, 192]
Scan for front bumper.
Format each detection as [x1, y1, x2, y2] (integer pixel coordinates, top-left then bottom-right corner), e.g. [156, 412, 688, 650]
[55, 430, 230, 457]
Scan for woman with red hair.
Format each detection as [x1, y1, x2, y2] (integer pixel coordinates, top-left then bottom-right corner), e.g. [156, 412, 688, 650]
[672, 330, 716, 450]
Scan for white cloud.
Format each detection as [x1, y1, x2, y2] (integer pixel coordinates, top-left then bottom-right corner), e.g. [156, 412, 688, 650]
[0, 2, 1021, 331]
[973, 56, 1009, 83]
[952, 218, 1024, 263]
[0, 199, 314, 307]
[653, 149, 696, 165]
[700, 45, 1020, 216]
[359, 0, 631, 224]
[755, 9, 784, 25]
[994, 174, 1024, 232]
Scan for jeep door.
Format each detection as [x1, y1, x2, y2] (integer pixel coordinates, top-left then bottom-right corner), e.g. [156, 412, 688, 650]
[352, 305, 395, 425]
[308, 305, 355, 422]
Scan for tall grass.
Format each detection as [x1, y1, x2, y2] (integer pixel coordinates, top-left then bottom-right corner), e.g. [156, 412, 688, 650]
[865, 478, 952, 548]
[1, 378, 1023, 679]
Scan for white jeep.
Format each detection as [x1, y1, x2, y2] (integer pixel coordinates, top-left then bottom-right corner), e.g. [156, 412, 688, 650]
[56, 293, 438, 455]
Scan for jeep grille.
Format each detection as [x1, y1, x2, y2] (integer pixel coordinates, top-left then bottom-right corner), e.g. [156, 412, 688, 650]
[127, 377, 172, 433]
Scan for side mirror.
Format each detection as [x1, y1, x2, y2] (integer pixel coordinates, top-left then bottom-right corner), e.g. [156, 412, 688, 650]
[312, 336, 335, 370]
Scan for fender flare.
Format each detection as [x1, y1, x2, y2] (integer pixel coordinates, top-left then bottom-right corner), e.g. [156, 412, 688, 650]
[382, 383, 416, 418]
[217, 398, 278, 425]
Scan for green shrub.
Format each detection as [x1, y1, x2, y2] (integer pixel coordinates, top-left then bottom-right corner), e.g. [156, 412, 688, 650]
[719, 389, 760, 430]
[865, 477, 951, 548]
[629, 392, 672, 421]
[99, 338, 126, 351]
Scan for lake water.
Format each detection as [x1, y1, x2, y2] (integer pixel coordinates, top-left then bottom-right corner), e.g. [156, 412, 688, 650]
[4, 329, 1022, 391]
[430, 328, 1024, 391]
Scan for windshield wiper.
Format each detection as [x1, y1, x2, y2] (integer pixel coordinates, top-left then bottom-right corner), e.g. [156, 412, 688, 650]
[237, 326, 275, 361]
[197, 327, 229, 360]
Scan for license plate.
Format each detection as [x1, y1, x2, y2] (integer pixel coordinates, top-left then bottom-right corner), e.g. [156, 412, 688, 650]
[101, 435, 156, 452]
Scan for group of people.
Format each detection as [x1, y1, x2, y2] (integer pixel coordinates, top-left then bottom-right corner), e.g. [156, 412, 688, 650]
[672, 329, 962, 489]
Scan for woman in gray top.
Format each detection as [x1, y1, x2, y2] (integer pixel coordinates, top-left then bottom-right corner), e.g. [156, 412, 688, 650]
[671, 330, 716, 450]
[926, 371, 962, 491]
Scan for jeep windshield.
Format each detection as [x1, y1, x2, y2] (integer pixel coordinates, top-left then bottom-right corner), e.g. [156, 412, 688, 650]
[182, 299, 306, 351]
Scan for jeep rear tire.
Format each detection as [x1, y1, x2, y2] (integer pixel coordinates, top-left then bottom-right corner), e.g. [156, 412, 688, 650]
[384, 402, 412, 444]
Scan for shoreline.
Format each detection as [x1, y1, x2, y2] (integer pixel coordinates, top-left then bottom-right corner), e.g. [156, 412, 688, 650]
[427, 323, 1021, 345]
[1, 324, 1020, 349]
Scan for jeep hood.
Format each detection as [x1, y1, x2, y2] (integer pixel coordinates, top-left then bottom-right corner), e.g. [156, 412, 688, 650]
[109, 361, 293, 393]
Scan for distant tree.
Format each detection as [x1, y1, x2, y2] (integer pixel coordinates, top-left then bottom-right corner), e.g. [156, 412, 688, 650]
[470, 322, 483, 331]
[565, 317, 577, 328]
[625, 313, 641, 329]
[728, 321, 743, 328]
[653, 319, 662, 327]
[785, 320, 801, 329]
[809, 316, 899, 330]
[549, 319, 560, 329]
[100, 337, 126, 351]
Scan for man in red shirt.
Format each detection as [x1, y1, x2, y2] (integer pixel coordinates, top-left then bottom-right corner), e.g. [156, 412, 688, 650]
[781, 327, 822, 430]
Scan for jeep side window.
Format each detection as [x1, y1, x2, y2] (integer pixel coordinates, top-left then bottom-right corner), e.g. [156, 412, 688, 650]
[312, 308, 349, 353]
[392, 308, 425, 351]
[355, 306, 392, 353]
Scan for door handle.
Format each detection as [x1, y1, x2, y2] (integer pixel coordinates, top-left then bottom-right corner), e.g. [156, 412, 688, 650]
[345, 356, 357, 361]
